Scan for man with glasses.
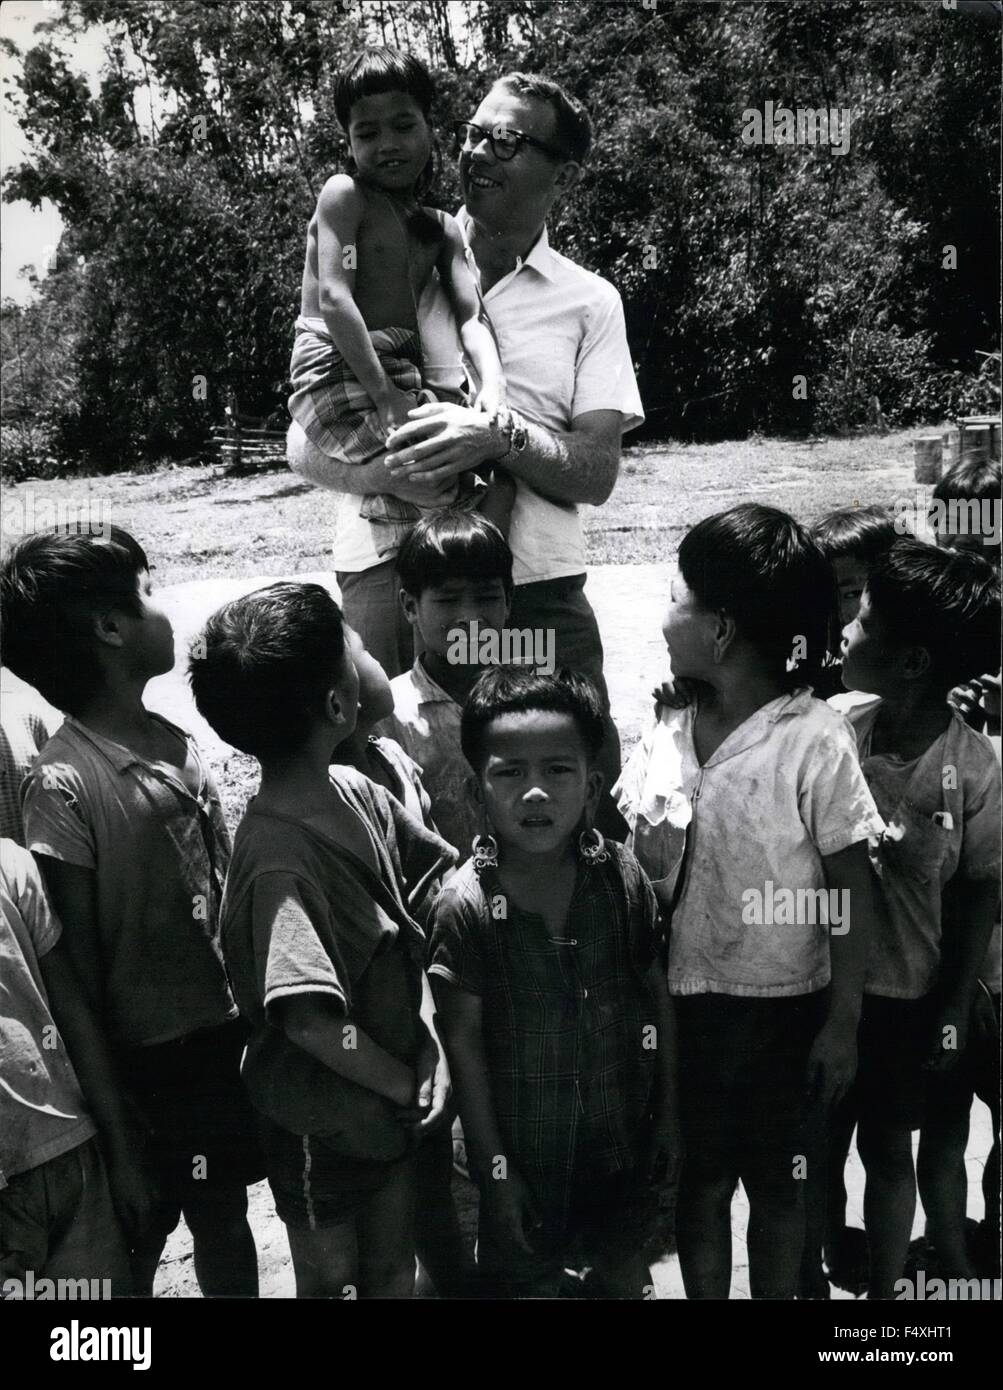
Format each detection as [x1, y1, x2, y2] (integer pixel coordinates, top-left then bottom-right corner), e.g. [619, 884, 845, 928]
[289, 72, 643, 790]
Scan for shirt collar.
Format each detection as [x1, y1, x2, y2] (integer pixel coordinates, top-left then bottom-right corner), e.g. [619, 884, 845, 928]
[456, 207, 557, 283]
[64, 712, 201, 789]
[410, 658, 458, 707]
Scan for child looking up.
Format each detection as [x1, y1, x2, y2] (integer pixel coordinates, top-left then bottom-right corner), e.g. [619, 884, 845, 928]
[379, 511, 515, 860]
[615, 503, 886, 1299]
[836, 539, 1001, 1297]
[430, 667, 676, 1298]
[289, 46, 513, 560]
[191, 583, 455, 1298]
[2, 526, 261, 1298]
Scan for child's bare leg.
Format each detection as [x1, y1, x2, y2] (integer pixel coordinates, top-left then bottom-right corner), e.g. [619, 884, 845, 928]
[287, 1220, 359, 1298]
[857, 1118, 917, 1298]
[917, 1107, 974, 1276]
[184, 1185, 259, 1296]
[743, 1168, 806, 1300]
[414, 1125, 477, 1296]
[129, 1199, 182, 1296]
[677, 1165, 737, 1299]
[358, 1156, 417, 1299]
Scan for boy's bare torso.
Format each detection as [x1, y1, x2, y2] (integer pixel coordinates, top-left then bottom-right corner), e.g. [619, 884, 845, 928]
[300, 180, 445, 332]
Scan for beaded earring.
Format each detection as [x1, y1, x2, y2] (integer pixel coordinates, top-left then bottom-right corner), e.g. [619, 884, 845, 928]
[471, 833, 499, 873]
[578, 827, 609, 865]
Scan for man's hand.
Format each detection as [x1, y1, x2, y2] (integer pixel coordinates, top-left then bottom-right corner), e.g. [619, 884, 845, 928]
[482, 1165, 540, 1255]
[384, 401, 505, 486]
[806, 1018, 858, 1108]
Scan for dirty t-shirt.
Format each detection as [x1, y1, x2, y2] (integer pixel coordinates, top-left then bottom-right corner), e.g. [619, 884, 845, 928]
[21, 715, 235, 1047]
[1, 839, 96, 1183]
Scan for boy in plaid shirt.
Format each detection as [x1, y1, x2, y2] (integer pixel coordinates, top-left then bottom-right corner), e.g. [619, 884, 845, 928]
[429, 668, 676, 1297]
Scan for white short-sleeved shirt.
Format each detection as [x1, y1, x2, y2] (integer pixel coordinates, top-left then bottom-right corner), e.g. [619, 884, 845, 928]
[333, 212, 644, 584]
[830, 694, 1002, 999]
[1, 839, 96, 1182]
[614, 689, 885, 998]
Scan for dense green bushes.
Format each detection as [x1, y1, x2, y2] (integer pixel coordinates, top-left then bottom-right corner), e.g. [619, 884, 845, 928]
[1, 0, 998, 475]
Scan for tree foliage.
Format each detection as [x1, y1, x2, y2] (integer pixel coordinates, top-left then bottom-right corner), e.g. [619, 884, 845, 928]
[1, 0, 998, 474]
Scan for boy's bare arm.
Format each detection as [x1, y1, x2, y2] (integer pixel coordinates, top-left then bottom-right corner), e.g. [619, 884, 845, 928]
[434, 979, 538, 1251]
[810, 840, 880, 1105]
[32, 855, 104, 1014]
[38, 941, 152, 1237]
[314, 175, 410, 424]
[928, 876, 999, 1072]
[437, 215, 506, 414]
[276, 993, 415, 1106]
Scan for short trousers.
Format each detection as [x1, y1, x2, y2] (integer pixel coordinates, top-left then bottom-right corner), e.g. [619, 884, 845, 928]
[923, 989, 1001, 1127]
[477, 1165, 655, 1295]
[257, 1114, 412, 1231]
[0, 1137, 132, 1294]
[337, 561, 417, 680]
[116, 1019, 265, 1208]
[853, 993, 937, 1131]
[676, 991, 827, 1196]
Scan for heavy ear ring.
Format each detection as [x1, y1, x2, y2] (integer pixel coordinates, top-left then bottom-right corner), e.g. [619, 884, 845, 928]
[579, 827, 609, 865]
[471, 834, 499, 873]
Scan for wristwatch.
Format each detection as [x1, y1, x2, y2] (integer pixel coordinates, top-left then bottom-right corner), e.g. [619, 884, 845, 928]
[497, 408, 528, 460]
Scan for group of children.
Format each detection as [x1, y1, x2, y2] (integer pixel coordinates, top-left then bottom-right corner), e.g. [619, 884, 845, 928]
[1, 444, 999, 1300]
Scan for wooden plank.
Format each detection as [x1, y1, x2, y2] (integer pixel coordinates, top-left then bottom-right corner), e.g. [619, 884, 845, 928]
[914, 434, 942, 484]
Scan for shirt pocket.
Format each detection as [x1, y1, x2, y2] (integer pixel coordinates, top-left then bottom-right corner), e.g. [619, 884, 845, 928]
[876, 797, 954, 888]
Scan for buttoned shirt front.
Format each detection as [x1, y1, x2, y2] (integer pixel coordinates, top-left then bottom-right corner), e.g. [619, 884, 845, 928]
[615, 689, 885, 998]
[333, 215, 644, 582]
[428, 845, 660, 1217]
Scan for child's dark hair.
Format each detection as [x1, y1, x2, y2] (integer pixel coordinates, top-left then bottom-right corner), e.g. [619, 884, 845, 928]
[811, 505, 898, 565]
[932, 453, 1001, 509]
[335, 46, 435, 128]
[492, 73, 593, 163]
[0, 525, 149, 715]
[864, 538, 1001, 692]
[461, 666, 605, 773]
[678, 503, 836, 690]
[189, 582, 350, 760]
[396, 511, 514, 599]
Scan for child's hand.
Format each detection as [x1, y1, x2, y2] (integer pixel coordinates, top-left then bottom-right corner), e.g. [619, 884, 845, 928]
[472, 385, 507, 425]
[651, 677, 696, 713]
[805, 1018, 857, 1107]
[645, 1103, 682, 1187]
[106, 1148, 155, 1243]
[482, 1165, 540, 1255]
[410, 1033, 452, 1134]
[924, 1008, 970, 1074]
[376, 384, 418, 438]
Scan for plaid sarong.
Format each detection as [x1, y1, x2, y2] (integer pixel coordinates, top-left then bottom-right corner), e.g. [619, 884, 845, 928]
[288, 316, 479, 556]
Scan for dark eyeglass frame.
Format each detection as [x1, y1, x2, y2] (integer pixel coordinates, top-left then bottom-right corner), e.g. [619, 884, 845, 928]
[453, 120, 571, 164]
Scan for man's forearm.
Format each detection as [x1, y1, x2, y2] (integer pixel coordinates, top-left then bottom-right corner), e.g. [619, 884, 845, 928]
[288, 424, 394, 496]
[502, 413, 619, 507]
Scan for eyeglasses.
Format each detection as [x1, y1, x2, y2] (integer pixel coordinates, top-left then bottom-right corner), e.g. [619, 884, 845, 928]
[453, 120, 571, 163]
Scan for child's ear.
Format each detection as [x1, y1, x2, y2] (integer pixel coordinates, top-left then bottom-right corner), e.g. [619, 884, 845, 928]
[712, 611, 737, 663]
[400, 589, 420, 628]
[902, 643, 932, 681]
[93, 607, 125, 649]
[585, 767, 604, 819]
[323, 684, 354, 731]
[466, 773, 485, 809]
